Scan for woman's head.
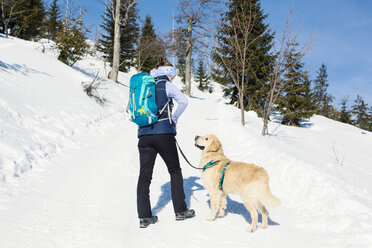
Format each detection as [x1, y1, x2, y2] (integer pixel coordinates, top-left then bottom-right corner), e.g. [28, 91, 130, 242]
[155, 57, 172, 68]
[150, 57, 177, 81]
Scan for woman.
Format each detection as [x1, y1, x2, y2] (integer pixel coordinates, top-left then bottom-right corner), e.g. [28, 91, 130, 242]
[137, 58, 195, 228]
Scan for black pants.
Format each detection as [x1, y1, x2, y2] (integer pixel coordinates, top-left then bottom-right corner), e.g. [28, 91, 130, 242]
[137, 134, 187, 218]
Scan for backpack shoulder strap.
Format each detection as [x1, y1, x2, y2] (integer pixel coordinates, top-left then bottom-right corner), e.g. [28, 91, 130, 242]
[155, 79, 167, 85]
[155, 79, 172, 124]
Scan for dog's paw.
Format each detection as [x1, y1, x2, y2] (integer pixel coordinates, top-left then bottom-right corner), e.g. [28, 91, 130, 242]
[217, 211, 225, 218]
[247, 226, 257, 233]
[206, 215, 216, 221]
[260, 223, 268, 229]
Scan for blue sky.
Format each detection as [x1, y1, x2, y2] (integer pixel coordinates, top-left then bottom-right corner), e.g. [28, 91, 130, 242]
[48, 0, 372, 107]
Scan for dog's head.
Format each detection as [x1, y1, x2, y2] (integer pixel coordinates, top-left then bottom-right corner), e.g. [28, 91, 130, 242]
[194, 135, 222, 153]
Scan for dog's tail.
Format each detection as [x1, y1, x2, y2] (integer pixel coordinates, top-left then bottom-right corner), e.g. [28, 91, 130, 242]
[260, 183, 281, 208]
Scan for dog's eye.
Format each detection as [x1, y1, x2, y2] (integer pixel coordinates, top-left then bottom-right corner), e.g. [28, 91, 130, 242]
[205, 137, 209, 141]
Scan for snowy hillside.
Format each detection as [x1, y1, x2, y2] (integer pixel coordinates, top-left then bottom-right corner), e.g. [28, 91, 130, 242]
[1, 35, 372, 248]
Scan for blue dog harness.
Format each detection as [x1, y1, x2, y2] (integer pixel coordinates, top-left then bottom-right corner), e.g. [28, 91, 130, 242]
[219, 163, 230, 191]
[202, 161, 219, 171]
[202, 161, 231, 191]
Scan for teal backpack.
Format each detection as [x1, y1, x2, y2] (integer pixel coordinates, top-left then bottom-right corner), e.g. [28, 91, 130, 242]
[128, 72, 168, 127]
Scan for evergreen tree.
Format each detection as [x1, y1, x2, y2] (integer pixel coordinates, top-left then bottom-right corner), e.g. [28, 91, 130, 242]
[17, 0, 46, 40]
[329, 105, 339, 120]
[368, 106, 372, 131]
[99, 0, 139, 72]
[173, 27, 187, 84]
[303, 76, 317, 118]
[99, 5, 114, 66]
[212, 0, 274, 112]
[120, 3, 138, 72]
[338, 97, 351, 124]
[56, 10, 89, 66]
[0, 0, 45, 39]
[278, 42, 315, 126]
[46, 0, 62, 41]
[313, 63, 333, 117]
[351, 95, 369, 130]
[195, 57, 212, 93]
[137, 15, 166, 73]
[0, 0, 26, 36]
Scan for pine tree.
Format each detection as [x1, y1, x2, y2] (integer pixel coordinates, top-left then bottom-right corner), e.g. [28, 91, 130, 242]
[99, 0, 139, 72]
[137, 15, 166, 73]
[0, 0, 26, 36]
[173, 27, 187, 84]
[338, 97, 351, 124]
[17, 0, 46, 40]
[56, 10, 89, 66]
[351, 95, 369, 130]
[120, 2, 138, 72]
[304, 76, 317, 118]
[313, 63, 334, 117]
[212, 0, 274, 112]
[367, 106, 372, 131]
[329, 105, 339, 120]
[99, 5, 114, 66]
[46, 0, 62, 41]
[195, 58, 212, 92]
[0, 0, 45, 39]
[278, 42, 314, 126]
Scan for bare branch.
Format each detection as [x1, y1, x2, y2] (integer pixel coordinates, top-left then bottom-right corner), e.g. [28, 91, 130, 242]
[176, 0, 221, 96]
[259, 7, 315, 135]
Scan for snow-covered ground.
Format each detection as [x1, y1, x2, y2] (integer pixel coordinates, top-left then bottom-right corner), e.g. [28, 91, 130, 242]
[1, 34, 372, 248]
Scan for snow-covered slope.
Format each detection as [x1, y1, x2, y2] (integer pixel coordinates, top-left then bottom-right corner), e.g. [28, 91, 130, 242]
[1, 35, 372, 248]
[0, 35, 128, 185]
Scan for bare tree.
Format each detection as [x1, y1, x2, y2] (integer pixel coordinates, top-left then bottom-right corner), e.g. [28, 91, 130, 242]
[258, 9, 314, 136]
[0, 0, 28, 37]
[214, 3, 261, 126]
[136, 37, 165, 72]
[166, 27, 187, 82]
[177, 0, 219, 96]
[105, 0, 136, 82]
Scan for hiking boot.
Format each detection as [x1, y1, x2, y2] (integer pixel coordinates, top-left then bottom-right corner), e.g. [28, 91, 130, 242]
[175, 209, 195, 221]
[139, 216, 158, 228]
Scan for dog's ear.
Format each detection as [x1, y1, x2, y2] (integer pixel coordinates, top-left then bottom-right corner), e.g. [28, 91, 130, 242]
[206, 137, 221, 153]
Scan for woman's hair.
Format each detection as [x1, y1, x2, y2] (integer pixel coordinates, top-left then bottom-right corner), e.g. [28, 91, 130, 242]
[155, 57, 173, 68]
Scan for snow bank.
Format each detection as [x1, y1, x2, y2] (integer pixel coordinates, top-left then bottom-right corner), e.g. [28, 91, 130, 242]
[0, 35, 128, 185]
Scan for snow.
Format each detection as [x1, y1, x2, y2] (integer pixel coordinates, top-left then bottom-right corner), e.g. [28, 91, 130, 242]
[1, 34, 372, 247]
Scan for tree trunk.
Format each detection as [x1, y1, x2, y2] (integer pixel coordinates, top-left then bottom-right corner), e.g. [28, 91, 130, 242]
[185, 21, 192, 96]
[239, 91, 245, 126]
[1, 2, 8, 37]
[109, 0, 121, 83]
[4, 23, 8, 37]
[261, 116, 268, 136]
[261, 105, 271, 136]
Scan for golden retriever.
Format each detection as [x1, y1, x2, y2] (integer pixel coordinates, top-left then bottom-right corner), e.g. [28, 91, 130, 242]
[194, 134, 280, 232]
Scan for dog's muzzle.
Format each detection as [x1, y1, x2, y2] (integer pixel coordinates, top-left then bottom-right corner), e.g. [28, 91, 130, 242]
[194, 135, 205, 150]
[194, 143, 205, 150]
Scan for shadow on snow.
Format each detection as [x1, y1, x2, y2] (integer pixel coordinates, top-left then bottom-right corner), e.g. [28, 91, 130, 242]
[152, 176, 204, 215]
[0, 61, 52, 77]
[153, 176, 279, 226]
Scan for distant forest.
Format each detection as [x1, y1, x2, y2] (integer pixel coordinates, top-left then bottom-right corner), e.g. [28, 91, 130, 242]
[1, 0, 371, 132]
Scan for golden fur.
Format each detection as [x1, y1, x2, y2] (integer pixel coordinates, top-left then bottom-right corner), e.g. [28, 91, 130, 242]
[195, 134, 280, 232]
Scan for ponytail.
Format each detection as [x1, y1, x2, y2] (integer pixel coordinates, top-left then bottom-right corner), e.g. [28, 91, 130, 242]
[156, 56, 173, 68]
